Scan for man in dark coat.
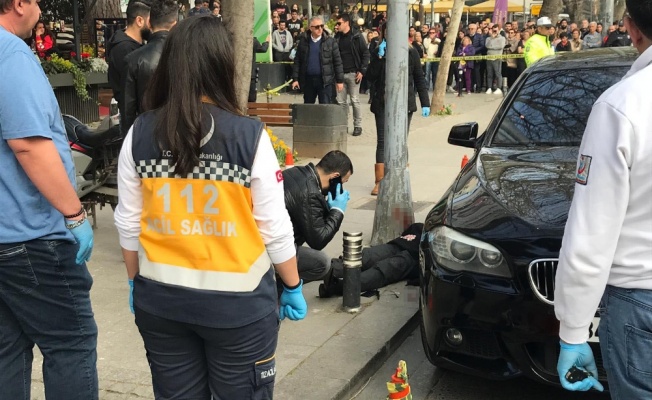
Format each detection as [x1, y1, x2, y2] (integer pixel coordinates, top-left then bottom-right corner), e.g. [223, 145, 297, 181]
[106, 0, 151, 130]
[282, 151, 353, 284]
[291, 16, 344, 104]
[320, 223, 425, 296]
[122, 0, 177, 135]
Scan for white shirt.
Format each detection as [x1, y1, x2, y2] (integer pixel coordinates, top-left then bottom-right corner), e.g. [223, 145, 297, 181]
[114, 126, 296, 265]
[554, 46, 652, 344]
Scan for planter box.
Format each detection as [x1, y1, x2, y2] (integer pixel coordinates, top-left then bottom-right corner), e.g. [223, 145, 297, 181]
[47, 72, 107, 123]
[48, 72, 108, 88]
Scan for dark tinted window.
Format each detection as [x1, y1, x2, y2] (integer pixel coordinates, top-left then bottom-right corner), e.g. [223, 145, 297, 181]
[492, 67, 628, 146]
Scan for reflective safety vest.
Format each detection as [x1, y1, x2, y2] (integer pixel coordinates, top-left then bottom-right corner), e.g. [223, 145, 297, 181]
[130, 104, 277, 328]
[524, 33, 555, 66]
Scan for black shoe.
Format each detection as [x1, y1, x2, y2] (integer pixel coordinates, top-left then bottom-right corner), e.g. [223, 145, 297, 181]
[352, 127, 362, 136]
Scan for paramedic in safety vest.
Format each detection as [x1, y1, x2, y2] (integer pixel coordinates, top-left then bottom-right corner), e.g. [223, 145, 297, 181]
[554, 0, 652, 397]
[114, 16, 305, 399]
[524, 16, 555, 66]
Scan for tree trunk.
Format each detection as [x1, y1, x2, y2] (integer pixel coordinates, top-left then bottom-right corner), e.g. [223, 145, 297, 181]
[613, 0, 627, 22]
[419, 3, 425, 26]
[430, 0, 465, 112]
[541, 0, 564, 24]
[84, 0, 121, 21]
[222, 0, 254, 112]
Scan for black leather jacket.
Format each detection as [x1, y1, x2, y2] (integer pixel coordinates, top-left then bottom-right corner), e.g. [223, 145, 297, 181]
[282, 163, 344, 249]
[123, 31, 169, 135]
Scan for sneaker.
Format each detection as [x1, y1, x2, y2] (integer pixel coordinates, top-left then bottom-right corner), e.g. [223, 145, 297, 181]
[352, 127, 362, 136]
[447, 86, 456, 93]
[494, 88, 503, 95]
[486, 88, 493, 94]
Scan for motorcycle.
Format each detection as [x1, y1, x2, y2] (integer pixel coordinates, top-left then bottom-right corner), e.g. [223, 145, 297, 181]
[64, 100, 122, 210]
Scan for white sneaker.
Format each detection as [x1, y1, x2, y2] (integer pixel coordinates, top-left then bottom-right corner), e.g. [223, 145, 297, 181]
[486, 88, 493, 94]
[494, 88, 503, 95]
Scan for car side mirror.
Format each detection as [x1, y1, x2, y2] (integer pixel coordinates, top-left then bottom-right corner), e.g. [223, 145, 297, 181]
[448, 122, 479, 148]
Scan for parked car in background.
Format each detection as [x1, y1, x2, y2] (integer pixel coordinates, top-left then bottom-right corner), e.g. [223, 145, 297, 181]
[419, 48, 639, 389]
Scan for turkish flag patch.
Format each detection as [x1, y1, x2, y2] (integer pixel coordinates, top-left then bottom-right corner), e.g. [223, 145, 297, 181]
[276, 170, 284, 183]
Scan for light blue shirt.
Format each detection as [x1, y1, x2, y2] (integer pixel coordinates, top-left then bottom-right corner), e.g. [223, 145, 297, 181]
[0, 26, 75, 243]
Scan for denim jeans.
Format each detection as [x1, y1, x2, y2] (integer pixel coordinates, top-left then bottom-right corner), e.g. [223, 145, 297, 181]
[424, 62, 439, 90]
[303, 75, 333, 104]
[599, 285, 652, 399]
[297, 245, 331, 283]
[135, 308, 278, 399]
[0, 239, 98, 400]
[336, 72, 363, 128]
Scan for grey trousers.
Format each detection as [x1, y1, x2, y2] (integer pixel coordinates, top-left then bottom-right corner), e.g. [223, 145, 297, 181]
[486, 59, 502, 90]
[336, 72, 363, 128]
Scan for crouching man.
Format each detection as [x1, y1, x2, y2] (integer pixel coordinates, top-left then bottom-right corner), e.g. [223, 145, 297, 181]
[283, 150, 353, 285]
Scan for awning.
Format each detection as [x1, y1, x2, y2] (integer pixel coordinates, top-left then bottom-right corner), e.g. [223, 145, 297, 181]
[469, 0, 524, 13]
[364, 2, 470, 13]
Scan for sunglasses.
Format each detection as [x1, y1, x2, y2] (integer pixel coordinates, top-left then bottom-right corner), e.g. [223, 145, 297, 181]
[311, 24, 324, 29]
[428, 31, 436, 34]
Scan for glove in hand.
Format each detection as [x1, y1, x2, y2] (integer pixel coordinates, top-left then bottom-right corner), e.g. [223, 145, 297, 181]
[128, 279, 134, 314]
[378, 40, 387, 58]
[422, 107, 431, 117]
[67, 218, 94, 264]
[279, 280, 307, 321]
[326, 184, 350, 213]
[557, 341, 604, 392]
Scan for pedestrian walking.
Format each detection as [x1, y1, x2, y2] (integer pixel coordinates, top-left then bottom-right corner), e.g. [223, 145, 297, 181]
[366, 23, 430, 196]
[0, 0, 98, 398]
[114, 16, 306, 399]
[554, 1, 652, 397]
[334, 13, 370, 136]
[291, 16, 344, 104]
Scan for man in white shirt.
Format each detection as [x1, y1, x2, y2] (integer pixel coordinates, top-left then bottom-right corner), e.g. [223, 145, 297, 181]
[554, 0, 652, 396]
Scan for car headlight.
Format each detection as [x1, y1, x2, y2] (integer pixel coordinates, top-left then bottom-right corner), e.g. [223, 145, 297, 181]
[428, 226, 511, 277]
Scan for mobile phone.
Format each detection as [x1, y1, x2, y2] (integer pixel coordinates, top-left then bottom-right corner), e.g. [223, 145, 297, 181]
[328, 176, 343, 199]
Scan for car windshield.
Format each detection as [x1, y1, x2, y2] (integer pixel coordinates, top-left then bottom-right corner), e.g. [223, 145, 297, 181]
[492, 67, 629, 146]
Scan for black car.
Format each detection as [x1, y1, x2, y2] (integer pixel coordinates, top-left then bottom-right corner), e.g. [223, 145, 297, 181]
[419, 48, 638, 388]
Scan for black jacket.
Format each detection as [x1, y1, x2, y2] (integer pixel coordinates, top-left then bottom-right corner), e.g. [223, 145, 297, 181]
[605, 30, 632, 47]
[334, 29, 371, 75]
[123, 31, 169, 135]
[292, 32, 344, 87]
[106, 30, 142, 111]
[282, 163, 344, 249]
[367, 45, 430, 115]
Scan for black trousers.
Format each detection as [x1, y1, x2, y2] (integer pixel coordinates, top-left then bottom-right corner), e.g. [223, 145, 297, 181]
[474, 60, 486, 92]
[302, 75, 333, 104]
[332, 244, 419, 292]
[374, 111, 413, 164]
[135, 308, 278, 400]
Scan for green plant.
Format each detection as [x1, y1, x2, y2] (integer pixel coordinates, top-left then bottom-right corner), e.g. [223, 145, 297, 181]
[41, 54, 90, 101]
[436, 103, 454, 116]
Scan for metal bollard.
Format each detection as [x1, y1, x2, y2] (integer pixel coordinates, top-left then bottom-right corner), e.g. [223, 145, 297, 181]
[342, 232, 363, 313]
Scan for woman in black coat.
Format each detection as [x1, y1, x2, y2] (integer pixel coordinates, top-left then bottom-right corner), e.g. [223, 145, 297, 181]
[366, 23, 430, 196]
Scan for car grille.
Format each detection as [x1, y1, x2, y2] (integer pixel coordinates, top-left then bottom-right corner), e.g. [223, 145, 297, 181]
[528, 259, 558, 305]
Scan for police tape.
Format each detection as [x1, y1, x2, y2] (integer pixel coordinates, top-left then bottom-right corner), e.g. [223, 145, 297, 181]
[258, 79, 294, 97]
[258, 53, 525, 66]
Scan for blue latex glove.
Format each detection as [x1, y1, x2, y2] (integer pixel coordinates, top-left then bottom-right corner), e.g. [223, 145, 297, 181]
[128, 279, 134, 314]
[326, 184, 350, 213]
[279, 280, 307, 321]
[557, 341, 604, 392]
[378, 39, 387, 58]
[422, 107, 431, 117]
[67, 218, 94, 264]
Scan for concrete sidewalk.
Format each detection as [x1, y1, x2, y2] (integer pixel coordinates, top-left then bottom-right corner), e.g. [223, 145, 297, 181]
[29, 92, 502, 399]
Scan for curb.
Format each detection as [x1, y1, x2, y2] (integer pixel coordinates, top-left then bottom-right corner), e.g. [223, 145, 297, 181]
[332, 310, 421, 400]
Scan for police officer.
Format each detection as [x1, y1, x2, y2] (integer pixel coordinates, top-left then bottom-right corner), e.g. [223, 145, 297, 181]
[524, 16, 555, 66]
[605, 19, 633, 47]
[554, 1, 652, 397]
[114, 16, 306, 399]
[0, 0, 97, 398]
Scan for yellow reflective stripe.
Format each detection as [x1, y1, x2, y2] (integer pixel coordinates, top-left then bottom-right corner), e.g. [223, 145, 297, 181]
[139, 248, 272, 292]
[255, 354, 276, 365]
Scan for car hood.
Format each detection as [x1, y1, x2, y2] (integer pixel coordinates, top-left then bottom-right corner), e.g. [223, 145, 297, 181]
[449, 147, 579, 233]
